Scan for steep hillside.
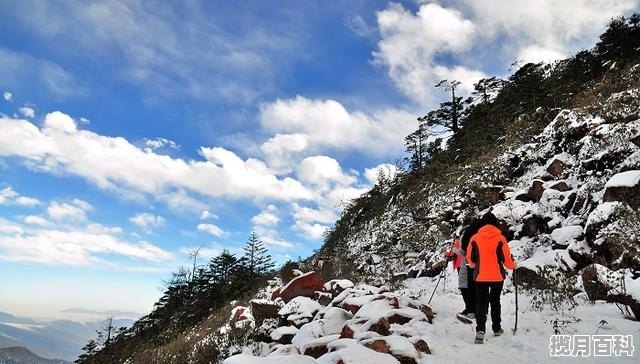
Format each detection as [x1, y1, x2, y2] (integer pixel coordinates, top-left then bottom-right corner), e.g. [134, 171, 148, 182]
[79, 14, 640, 364]
[0, 347, 70, 364]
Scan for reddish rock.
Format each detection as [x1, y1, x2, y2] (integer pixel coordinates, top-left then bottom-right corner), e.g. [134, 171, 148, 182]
[527, 180, 545, 202]
[278, 271, 325, 302]
[547, 159, 565, 177]
[387, 313, 412, 325]
[414, 339, 431, 354]
[550, 181, 571, 192]
[418, 304, 434, 324]
[339, 325, 355, 339]
[341, 303, 360, 315]
[231, 307, 248, 322]
[396, 357, 417, 364]
[368, 317, 391, 336]
[303, 344, 329, 359]
[270, 287, 281, 300]
[363, 339, 391, 354]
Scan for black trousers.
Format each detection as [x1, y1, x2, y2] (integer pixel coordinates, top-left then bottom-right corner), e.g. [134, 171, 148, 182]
[460, 267, 476, 313]
[475, 281, 503, 333]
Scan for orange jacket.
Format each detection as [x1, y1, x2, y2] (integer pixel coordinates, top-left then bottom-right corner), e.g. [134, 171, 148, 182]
[466, 225, 516, 282]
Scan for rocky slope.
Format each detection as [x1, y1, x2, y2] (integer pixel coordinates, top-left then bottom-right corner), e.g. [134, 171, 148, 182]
[219, 85, 640, 363]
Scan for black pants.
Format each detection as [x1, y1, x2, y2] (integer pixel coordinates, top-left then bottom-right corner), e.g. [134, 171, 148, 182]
[475, 281, 503, 333]
[460, 267, 476, 313]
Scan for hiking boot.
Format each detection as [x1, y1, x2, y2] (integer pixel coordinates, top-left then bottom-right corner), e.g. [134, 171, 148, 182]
[494, 328, 504, 336]
[466, 313, 475, 320]
[475, 331, 485, 344]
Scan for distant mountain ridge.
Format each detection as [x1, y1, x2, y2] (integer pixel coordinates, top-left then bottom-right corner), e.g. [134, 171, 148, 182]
[0, 346, 70, 364]
[0, 311, 133, 362]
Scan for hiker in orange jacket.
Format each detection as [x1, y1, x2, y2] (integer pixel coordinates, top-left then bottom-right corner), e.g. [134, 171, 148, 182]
[466, 212, 517, 343]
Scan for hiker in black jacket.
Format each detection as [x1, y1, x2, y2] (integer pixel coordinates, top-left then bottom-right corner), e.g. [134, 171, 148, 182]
[457, 219, 483, 319]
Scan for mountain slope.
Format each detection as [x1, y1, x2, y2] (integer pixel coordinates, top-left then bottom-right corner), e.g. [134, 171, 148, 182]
[79, 13, 640, 364]
[0, 313, 133, 362]
[0, 346, 70, 364]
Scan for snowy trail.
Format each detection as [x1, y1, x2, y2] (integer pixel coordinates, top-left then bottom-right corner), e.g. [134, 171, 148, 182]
[225, 268, 638, 364]
[402, 271, 639, 364]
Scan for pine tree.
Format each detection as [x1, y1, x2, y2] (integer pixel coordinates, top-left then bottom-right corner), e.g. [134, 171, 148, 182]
[418, 80, 470, 135]
[241, 231, 275, 277]
[75, 340, 99, 363]
[471, 77, 505, 105]
[210, 249, 238, 284]
[404, 122, 430, 171]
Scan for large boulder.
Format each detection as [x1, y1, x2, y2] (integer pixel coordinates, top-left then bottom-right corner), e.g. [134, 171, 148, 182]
[229, 306, 254, 329]
[277, 271, 325, 302]
[603, 170, 640, 208]
[582, 264, 610, 301]
[582, 264, 640, 320]
[515, 266, 550, 289]
[585, 202, 621, 244]
[324, 279, 354, 295]
[547, 159, 566, 177]
[521, 214, 550, 238]
[250, 299, 281, 323]
[362, 337, 421, 364]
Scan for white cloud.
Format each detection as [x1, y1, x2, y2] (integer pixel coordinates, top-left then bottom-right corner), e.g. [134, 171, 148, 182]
[23, 215, 50, 226]
[14, 196, 40, 207]
[0, 47, 83, 98]
[297, 156, 356, 192]
[197, 223, 224, 237]
[374, 3, 484, 104]
[364, 163, 398, 185]
[373, 1, 639, 106]
[3, 92, 13, 102]
[47, 199, 92, 221]
[200, 210, 218, 220]
[19, 106, 35, 118]
[454, 0, 639, 55]
[143, 137, 180, 152]
[251, 205, 281, 227]
[0, 112, 313, 205]
[259, 96, 417, 169]
[0, 186, 40, 207]
[129, 213, 165, 233]
[0, 219, 172, 265]
[344, 14, 375, 38]
[252, 225, 297, 249]
[292, 221, 327, 240]
[5, 1, 305, 104]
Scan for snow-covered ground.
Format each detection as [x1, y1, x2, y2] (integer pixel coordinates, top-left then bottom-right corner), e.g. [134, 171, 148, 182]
[224, 268, 638, 363]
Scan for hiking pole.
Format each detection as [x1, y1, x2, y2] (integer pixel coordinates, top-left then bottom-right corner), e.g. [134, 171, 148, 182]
[513, 268, 519, 335]
[428, 265, 447, 305]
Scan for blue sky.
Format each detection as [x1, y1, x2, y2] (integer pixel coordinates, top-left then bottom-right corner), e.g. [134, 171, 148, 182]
[1, 0, 638, 319]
